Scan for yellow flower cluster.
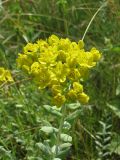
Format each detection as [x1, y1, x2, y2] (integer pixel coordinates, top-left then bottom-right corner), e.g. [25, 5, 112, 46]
[17, 35, 101, 107]
[0, 67, 14, 85]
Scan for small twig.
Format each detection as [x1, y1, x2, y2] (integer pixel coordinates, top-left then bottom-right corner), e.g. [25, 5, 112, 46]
[0, 0, 10, 5]
[0, 82, 7, 89]
[10, 13, 67, 22]
[14, 125, 41, 135]
[0, 77, 32, 89]
[78, 120, 96, 140]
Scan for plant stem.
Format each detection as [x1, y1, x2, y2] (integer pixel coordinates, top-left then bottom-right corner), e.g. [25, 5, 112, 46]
[82, 2, 107, 41]
[54, 104, 66, 158]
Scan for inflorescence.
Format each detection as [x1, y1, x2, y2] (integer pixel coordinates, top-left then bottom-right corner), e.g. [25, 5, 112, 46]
[17, 35, 101, 107]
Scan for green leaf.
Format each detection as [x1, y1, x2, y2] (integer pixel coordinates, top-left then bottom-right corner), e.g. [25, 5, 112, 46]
[58, 148, 70, 157]
[60, 134, 72, 142]
[28, 157, 43, 160]
[0, 146, 12, 159]
[111, 46, 120, 53]
[43, 105, 62, 117]
[36, 142, 51, 155]
[66, 103, 81, 110]
[110, 143, 120, 155]
[60, 143, 72, 149]
[51, 145, 56, 154]
[109, 133, 120, 155]
[15, 104, 23, 108]
[40, 126, 58, 134]
[63, 121, 71, 130]
[106, 103, 120, 118]
[116, 84, 120, 96]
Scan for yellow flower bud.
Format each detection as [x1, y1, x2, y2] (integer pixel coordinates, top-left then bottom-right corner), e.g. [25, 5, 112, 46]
[77, 92, 89, 104]
[90, 47, 101, 61]
[78, 40, 84, 49]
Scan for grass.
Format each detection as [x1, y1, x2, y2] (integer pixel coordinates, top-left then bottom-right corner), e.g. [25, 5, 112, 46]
[0, 0, 120, 159]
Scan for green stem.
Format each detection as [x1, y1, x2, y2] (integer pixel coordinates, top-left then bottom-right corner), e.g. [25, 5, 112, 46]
[54, 104, 66, 158]
[82, 2, 107, 41]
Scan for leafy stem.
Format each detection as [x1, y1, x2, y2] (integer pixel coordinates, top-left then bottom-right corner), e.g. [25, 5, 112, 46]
[54, 104, 66, 158]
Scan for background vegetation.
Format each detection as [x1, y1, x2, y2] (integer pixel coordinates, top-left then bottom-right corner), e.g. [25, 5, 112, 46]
[0, 0, 120, 159]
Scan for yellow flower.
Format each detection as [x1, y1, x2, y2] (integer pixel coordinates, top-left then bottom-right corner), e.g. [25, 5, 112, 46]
[51, 85, 62, 95]
[31, 62, 40, 75]
[36, 68, 52, 89]
[73, 82, 83, 93]
[17, 34, 101, 107]
[90, 47, 101, 62]
[24, 43, 39, 53]
[68, 68, 81, 80]
[0, 67, 14, 84]
[66, 50, 78, 68]
[54, 62, 69, 83]
[39, 50, 57, 67]
[53, 93, 66, 107]
[48, 34, 59, 45]
[77, 92, 89, 104]
[57, 50, 67, 63]
[37, 39, 49, 52]
[70, 42, 79, 50]
[5, 70, 14, 82]
[67, 89, 77, 100]
[17, 54, 33, 69]
[58, 38, 71, 50]
[78, 51, 96, 68]
[78, 66, 89, 78]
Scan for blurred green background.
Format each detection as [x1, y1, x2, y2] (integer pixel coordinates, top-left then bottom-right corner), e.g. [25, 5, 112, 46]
[0, 0, 120, 159]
